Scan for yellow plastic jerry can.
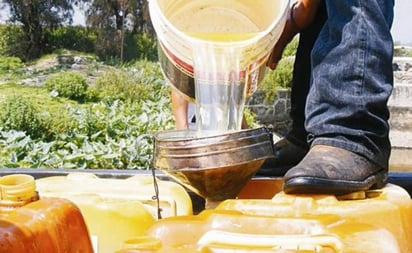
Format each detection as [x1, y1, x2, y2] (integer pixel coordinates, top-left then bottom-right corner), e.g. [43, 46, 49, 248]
[216, 183, 412, 252]
[35, 172, 193, 253]
[0, 174, 93, 253]
[35, 172, 193, 217]
[120, 184, 412, 253]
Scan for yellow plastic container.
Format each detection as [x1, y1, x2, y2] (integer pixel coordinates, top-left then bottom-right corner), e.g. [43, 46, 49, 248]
[0, 174, 93, 253]
[35, 172, 193, 217]
[128, 184, 412, 252]
[35, 172, 193, 253]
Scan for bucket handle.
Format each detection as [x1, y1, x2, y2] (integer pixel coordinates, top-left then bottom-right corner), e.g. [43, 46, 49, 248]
[135, 133, 164, 220]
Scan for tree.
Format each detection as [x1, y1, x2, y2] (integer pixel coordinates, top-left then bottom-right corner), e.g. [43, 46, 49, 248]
[0, 0, 78, 60]
[84, 0, 152, 61]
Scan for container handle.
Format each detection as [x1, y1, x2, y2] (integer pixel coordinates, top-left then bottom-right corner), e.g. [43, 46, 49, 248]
[197, 230, 342, 252]
[135, 133, 163, 220]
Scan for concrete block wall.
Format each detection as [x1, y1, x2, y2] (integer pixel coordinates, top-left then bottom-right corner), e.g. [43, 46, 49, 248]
[246, 89, 292, 136]
[247, 57, 412, 150]
[389, 57, 412, 149]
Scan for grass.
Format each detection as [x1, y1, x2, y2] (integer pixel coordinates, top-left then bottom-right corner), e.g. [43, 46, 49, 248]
[0, 82, 80, 114]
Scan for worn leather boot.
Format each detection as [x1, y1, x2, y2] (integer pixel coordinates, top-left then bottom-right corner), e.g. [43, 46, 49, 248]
[283, 145, 388, 195]
[257, 138, 309, 177]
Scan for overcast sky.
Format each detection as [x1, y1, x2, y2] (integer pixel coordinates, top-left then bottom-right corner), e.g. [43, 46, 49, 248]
[392, 0, 412, 45]
[1, 1, 412, 45]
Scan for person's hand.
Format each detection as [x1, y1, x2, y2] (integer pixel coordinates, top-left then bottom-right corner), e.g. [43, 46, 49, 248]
[267, 2, 300, 69]
[267, 0, 322, 70]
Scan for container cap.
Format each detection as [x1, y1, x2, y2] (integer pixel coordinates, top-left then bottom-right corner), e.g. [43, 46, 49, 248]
[0, 174, 37, 202]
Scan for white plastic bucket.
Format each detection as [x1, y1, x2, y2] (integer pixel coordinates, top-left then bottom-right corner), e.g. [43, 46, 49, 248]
[149, 0, 290, 130]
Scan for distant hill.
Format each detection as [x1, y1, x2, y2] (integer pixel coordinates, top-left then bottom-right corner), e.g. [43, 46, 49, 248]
[394, 45, 412, 57]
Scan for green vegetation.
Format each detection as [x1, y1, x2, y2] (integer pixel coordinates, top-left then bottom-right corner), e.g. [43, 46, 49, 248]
[93, 61, 164, 103]
[260, 57, 294, 102]
[258, 36, 298, 102]
[0, 1, 154, 61]
[0, 9, 297, 170]
[0, 96, 49, 140]
[0, 56, 24, 74]
[394, 45, 412, 57]
[0, 60, 175, 169]
[45, 72, 89, 101]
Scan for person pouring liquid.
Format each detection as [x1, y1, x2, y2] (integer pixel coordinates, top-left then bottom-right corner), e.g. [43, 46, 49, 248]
[264, 0, 394, 195]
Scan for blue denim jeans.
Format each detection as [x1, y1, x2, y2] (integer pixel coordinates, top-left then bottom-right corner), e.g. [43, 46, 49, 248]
[306, 0, 394, 169]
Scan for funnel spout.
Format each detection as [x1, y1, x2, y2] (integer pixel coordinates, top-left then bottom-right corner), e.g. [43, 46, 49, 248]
[149, 0, 289, 208]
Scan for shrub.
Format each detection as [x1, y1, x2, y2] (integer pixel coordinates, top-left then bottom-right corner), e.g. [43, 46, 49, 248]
[93, 68, 141, 102]
[0, 56, 24, 74]
[0, 96, 49, 139]
[0, 25, 27, 60]
[243, 107, 260, 129]
[282, 36, 299, 58]
[257, 36, 299, 102]
[259, 57, 294, 102]
[45, 26, 96, 54]
[45, 71, 88, 101]
[93, 60, 167, 103]
[133, 32, 158, 61]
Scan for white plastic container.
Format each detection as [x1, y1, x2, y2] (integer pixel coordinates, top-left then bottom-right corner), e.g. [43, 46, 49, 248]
[149, 0, 290, 131]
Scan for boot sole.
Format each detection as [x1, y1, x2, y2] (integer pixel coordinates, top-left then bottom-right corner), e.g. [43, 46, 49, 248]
[283, 169, 388, 195]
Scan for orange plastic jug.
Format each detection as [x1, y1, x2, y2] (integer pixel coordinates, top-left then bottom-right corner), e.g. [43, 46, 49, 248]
[0, 174, 93, 253]
[35, 172, 193, 253]
[124, 184, 412, 252]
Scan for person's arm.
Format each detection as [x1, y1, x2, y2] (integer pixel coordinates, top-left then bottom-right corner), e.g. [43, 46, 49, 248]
[171, 88, 189, 129]
[267, 0, 322, 69]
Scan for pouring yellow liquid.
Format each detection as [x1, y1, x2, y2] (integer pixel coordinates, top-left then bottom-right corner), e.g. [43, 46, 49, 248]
[167, 3, 262, 131]
[165, 1, 270, 131]
[168, 3, 261, 36]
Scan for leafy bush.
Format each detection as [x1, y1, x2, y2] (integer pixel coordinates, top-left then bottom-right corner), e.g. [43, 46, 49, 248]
[260, 57, 294, 102]
[0, 56, 24, 74]
[0, 98, 174, 169]
[45, 26, 96, 54]
[257, 36, 299, 102]
[243, 107, 260, 129]
[0, 25, 27, 60]
[0, 96, 49, 139]
[133, 32, 158, 61]
[281, 36, 299, 58]
[93, 68, 138, 102]
[93, 61, 167, 103]
[45, 71, 88, 101]
[0, 59, 175, 169]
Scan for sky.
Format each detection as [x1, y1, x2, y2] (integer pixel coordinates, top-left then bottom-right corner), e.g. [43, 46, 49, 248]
[392, 0, 412, 45]
[1, 1, 412, 45]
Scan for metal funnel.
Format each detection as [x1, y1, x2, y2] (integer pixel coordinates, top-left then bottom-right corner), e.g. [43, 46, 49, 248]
[153, 127, 274, 208]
